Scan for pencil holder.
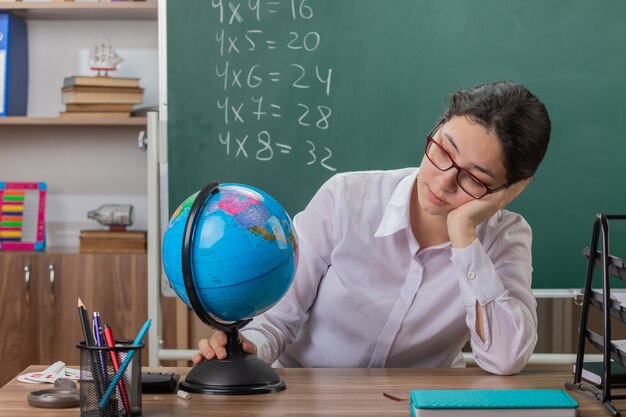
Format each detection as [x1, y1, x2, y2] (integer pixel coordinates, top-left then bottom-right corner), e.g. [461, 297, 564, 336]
[76, 340, 143, 417]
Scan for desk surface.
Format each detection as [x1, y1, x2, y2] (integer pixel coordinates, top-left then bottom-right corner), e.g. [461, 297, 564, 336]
[0, 365, 619, 416]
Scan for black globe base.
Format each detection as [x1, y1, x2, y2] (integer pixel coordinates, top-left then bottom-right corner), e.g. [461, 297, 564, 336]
[180, 352, 286, 395]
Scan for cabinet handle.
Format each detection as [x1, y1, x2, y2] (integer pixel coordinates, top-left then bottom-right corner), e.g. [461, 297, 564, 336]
[49, 262, 55, 292]
[24, 262, 31, 291]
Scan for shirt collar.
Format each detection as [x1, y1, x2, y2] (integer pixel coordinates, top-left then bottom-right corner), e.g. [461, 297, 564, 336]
[374, 168, 419, 237]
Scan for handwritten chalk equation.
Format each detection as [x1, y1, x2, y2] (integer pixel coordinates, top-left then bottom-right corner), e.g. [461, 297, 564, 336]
[216, 30, 322, 54]
[217, 96, 332, 130]
[212, 0, 314, 24]
[215, 62, 332, 96]
[218, 130, 336, 172]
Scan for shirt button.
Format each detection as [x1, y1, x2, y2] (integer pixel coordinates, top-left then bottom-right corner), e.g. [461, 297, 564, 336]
[467, 272, 477, 280]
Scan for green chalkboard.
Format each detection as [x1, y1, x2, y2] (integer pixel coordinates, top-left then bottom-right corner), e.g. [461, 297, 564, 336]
[166, 0, 626, 289]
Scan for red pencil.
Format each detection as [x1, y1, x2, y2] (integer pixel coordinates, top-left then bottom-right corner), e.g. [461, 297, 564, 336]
[103, 323, 132, 415]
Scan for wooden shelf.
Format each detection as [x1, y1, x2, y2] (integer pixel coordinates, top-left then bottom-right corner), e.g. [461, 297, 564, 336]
[0, 116, 147, 126]
[0, 2, 157, 21]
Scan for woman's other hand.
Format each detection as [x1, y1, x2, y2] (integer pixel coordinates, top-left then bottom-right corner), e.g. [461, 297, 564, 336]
[192, 331, 258, 364]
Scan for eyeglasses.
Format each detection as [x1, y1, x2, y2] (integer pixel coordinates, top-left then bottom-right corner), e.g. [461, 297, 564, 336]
[424, 120, 510, 199]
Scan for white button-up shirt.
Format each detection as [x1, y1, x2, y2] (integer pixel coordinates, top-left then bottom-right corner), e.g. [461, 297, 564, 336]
[242, 168, 538, 375]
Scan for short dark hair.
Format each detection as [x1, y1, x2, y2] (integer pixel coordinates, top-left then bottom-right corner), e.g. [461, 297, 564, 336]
[443, 81, 551, 183]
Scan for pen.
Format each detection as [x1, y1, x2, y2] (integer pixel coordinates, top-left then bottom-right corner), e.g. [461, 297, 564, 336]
[92, 312, 108, 386]
[99, 318, 152, 409]
[103, 323, 131, 415]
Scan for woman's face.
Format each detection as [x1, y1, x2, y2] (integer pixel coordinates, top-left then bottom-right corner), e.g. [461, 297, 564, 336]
[416, 115, 509, 217]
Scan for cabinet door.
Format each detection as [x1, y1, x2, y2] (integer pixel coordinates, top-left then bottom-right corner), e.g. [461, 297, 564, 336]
[77, 253, 148, 363]
[0, 253, 72, 385]
[3, 253, 81, 368]
[35, 253, 81, 366]
[0, 253, 38, 387]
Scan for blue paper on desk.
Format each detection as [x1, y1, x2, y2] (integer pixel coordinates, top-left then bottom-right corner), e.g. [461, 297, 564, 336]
[409, 389, 578, 417]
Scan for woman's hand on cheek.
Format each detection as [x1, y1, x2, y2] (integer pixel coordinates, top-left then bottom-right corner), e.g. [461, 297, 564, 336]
[447, 179, 531, 248]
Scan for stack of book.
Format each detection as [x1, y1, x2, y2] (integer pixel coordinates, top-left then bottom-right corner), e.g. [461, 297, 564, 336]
[60, 75, 144, 118]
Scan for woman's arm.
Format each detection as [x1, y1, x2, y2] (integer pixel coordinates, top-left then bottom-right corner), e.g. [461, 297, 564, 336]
[447, 180, 537, 375]
[240, 174, 346, 364]
[451, 213, 537, 375]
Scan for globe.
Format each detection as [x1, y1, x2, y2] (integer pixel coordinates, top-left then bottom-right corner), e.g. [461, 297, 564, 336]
[162, 183, 298, 323]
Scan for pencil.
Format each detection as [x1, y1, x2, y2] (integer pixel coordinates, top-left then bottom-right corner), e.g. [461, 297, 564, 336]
[77, 297, 95, 346]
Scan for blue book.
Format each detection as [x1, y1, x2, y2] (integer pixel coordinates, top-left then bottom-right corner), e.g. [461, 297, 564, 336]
[0, 13, 28, 116]
[410, 389, 578, 417]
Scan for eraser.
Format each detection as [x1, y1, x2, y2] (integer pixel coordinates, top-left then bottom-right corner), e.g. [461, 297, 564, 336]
[177, 390, 191, 400]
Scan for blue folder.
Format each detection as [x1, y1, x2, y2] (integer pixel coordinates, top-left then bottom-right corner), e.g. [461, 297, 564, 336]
[410, 389, 578, 410]
[0, 13, 28, 116]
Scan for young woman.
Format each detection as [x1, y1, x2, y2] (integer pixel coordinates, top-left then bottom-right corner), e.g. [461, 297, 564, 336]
[193, 81, 551, 375]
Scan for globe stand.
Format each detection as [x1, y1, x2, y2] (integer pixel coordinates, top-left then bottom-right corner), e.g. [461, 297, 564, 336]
[180, 329, 285, 394]
[179, 181, 286, 395]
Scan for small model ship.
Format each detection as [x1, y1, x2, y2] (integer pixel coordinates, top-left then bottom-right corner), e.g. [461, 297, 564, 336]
[89, 43, 124, 75]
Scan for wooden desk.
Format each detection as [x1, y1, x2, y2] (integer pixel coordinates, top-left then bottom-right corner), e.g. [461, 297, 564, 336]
[0, 365, 618, 416]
